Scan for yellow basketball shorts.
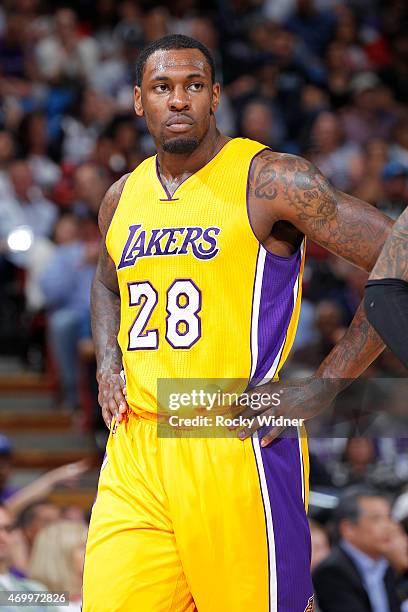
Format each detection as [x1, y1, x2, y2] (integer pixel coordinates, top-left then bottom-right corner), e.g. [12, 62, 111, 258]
[82, 413, 313, 611]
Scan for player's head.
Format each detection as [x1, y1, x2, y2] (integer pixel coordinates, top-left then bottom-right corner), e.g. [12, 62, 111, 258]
[134, 34, 220, 155]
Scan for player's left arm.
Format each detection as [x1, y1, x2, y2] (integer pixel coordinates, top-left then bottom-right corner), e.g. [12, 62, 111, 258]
[364, 206, 408, 368]
[237, 152, 392, 445]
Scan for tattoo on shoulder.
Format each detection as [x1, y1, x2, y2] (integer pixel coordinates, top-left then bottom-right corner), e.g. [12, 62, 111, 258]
[370, 207, 408, 280]
[98, 173, 131, 237]
[250, 150, 336, 224]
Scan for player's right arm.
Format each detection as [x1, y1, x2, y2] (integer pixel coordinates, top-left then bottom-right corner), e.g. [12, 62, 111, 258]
[91, 174, 130, 428]
[364, 206, 408, 368]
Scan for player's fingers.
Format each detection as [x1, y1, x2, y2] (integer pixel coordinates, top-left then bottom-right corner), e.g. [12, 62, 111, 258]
[236, 412, 268, 440]
[102, 405, 112, 429]
[228, 391, 275, 428]
[261, 426, 286, 447]
[108, 396, 121, 421]
[98, 388, 105, 408]
[228, 406, 264, 429]
[113, 387, 128, 413]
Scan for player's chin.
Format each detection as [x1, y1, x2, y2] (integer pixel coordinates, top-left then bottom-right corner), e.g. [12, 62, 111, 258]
[162, 135, 200, 155]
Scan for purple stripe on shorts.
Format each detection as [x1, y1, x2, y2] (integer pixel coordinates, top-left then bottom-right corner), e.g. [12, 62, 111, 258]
[251, 249, 301, 385]
[258, 430, 313, 611]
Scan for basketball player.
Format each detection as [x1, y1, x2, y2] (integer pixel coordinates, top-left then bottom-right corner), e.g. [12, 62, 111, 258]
[82, 35, 392, 611]
[365, 206, 408, 368]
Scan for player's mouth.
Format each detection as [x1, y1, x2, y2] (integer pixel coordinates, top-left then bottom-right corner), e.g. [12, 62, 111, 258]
[166, 115, 194, 132]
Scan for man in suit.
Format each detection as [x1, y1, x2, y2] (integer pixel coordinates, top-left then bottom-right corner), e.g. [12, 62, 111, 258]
[313, 486, 401, 612]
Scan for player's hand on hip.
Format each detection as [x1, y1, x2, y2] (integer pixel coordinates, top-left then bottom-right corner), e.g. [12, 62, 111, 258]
[97, 369, 128, 429]
[234, 377, 338, 447]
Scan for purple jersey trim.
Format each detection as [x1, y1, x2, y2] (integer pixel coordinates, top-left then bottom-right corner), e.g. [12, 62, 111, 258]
[253, 432, 313, 611]
[251, 249, 302, 385]
[246, 149, 303, 387]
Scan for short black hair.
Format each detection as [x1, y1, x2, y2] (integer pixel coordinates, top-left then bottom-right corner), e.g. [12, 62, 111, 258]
[334, 485, 388, 527]
[135, 34, 215, 87]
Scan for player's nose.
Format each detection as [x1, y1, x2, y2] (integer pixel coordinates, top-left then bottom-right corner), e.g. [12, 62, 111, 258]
[169, 85, 190, 111]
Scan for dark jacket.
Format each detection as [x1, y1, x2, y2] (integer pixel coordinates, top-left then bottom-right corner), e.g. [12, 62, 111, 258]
[313, 545, 401, 612]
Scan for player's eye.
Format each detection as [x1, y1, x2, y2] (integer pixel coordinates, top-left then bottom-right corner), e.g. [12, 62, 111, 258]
[188, 83, 204, 92]
[154, 84, 169, 93]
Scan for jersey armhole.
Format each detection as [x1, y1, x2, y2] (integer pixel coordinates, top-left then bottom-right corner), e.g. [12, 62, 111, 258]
[245, 146, 306, 262]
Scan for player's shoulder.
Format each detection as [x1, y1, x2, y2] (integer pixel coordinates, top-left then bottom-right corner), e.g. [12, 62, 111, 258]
[249, 149, 324, 200]
[252, 149, 314, 175]
[98, 155, 156, 236]
[98, 172, 132, 237]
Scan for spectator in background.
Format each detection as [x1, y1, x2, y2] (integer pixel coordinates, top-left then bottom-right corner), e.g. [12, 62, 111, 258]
[393, 491, 408, 537]
[342, 72, 395, 146]
[72, 163, 110, 219]
[0, 503, 50, 612]
[353, 138, 389, 205]
[60, 88, 115, 165]
[331, 437, 376, 489]
[2, 459, 88, 576]
[377, 160, 408, 220]
[389, 115, 408, 167]
[0, 130, 15, 200]
[285, 0, 337, 58]
[385, 523, 408, 611]
[308, 110, 361, 191]
[292, 300, 346, 369]
[240, 99, 285, 150]
[8, 500, 59, 578]
[0, 436, 15, 503]
[5, 460, 88, 520]
[39, 214, 99, 408]
[17, 111, 61, 194]
[324, 38, 354, 108]
[334, 6, 371, 74]
[28, 520, 88, 612]
[329, 437, 405, 493]
[380, 33, 408, 105]
[313, 486, 401, 611]
[35, 8, 98, 85]
[0, 160, 57, 241]
[310, 519, 331, 572]
[0, 13, 28, 80]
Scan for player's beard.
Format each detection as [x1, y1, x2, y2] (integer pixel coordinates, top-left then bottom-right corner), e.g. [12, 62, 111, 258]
[162, 137, 200, 154]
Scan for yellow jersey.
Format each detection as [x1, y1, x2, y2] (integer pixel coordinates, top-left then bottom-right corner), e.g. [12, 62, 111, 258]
[106, 137, 305, 415]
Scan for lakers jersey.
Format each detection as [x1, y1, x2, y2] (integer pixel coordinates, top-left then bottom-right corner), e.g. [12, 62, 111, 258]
[106, 138, 305, 416]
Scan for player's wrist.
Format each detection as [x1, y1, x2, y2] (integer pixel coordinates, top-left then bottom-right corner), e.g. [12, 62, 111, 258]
[96, 366, 122, 383]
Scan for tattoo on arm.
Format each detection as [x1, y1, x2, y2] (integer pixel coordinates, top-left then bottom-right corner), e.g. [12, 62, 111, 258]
[250, 151, 392, 271]
[315, 302, 384, 380]
[369, 207, 408, 281]
[91, 173, 130, 376]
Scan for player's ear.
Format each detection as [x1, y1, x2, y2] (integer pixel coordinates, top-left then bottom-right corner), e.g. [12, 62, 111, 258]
[134, 86, 144, 117]
[210, 82, 221, 114]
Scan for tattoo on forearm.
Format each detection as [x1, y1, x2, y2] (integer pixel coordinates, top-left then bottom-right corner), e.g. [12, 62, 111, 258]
[91, 173, 130, 375]
[316, 303, 384, 379]
[370, 207, 408, 281]
[91, 275, 122, 375]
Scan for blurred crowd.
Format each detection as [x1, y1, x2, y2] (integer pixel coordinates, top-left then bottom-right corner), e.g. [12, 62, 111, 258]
[0, 0, 407, 609]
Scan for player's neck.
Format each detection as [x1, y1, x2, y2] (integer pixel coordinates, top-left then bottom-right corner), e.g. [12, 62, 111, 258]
[156, 127, 229, 185]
